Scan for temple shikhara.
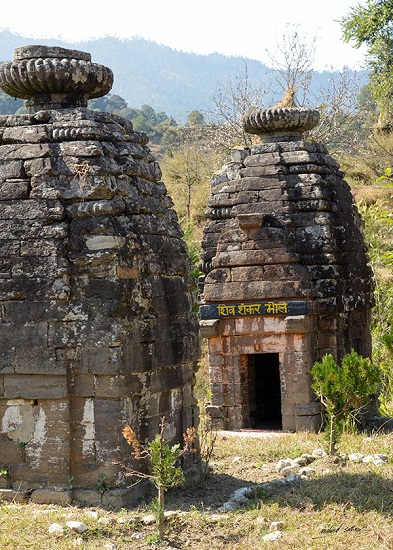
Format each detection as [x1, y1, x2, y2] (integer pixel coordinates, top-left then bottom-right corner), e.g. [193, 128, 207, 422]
[199, 102, 374, 432]
[0, 46, 200, 506]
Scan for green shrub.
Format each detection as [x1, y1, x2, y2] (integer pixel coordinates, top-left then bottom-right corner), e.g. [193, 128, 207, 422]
[311, 350, 381, 454]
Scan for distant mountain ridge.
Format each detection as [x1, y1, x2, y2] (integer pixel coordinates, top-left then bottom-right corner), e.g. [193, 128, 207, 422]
[0, 30, 368, 122]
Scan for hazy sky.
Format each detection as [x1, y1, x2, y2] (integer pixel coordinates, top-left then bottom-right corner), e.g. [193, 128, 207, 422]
[1, 0, 367, 70]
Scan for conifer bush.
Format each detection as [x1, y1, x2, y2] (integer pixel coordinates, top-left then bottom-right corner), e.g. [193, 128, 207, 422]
[311, 350, 381, 454]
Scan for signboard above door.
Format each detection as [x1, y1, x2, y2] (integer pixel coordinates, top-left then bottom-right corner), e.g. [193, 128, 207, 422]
[200, 300, 308, 319]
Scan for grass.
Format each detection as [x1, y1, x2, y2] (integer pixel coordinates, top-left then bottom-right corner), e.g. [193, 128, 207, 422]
[1, 430, 392, 549]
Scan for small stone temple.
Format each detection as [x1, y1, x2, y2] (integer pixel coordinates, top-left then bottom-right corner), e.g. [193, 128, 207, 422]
[199, 102, 374, 433]
[0, 46, 200, 506]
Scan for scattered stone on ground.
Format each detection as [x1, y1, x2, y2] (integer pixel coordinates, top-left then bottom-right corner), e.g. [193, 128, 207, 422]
[263, 530, 282, 541]
[48, 523, 64, 536]
[66, 521, 88, 534]
[217, 447, 390, 513]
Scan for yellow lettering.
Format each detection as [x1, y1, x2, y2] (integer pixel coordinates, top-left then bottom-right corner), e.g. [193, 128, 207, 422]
[265, 301, 288, 314]
[249, 304, 262, 315]
[217, 304, 236, 316]
[276, 301, 288, 314]
[236, 303, 263, 316]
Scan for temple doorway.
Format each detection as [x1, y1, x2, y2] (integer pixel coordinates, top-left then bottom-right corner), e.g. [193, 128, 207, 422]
[248, 353, 282, 430]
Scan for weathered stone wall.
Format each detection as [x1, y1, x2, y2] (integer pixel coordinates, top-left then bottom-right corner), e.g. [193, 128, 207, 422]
[201, 140, 373, 354]
[0, 53, 200, 505]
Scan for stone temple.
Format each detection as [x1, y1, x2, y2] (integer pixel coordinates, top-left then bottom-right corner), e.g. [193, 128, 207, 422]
[0, 46, 200, 506]
[199, 103, 374, 433]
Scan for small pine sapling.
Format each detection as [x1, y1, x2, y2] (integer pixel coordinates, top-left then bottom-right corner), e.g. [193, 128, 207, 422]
[311, 350, 381, 454]
[123, 417, 196, 540]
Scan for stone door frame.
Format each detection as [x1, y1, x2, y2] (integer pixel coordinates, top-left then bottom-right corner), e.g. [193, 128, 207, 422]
[205, 314, 321, 432]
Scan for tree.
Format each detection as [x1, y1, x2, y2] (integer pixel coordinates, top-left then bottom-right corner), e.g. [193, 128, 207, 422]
[161, 138, 214, 224]
[89, 93, 129, 113]
[266, 24, 316, 106]
[309, 68, 370, 155]
[341, 0, 393, 129]
[123, 418, 195, 541]
[131, 112, 152, 134]
[88, 95, 176, 147]
[266, 25, 368, 155]
[206, 62, 267, 154]
[311, 351, 381, 455]
[187, 110, 205, 126]
[205, 27, 367, 158]
[141, 103, 158, 124]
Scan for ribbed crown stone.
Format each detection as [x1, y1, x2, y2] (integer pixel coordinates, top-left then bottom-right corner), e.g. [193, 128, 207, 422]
[0, 45, 114, 112]
[243, 107, 320, 142]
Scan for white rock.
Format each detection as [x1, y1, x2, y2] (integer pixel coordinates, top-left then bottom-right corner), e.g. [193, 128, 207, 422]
[232, 487, 253, 503]
[142, 514, 156, 524]
[373, 458, 386, 466]
[85, 235, 125, 251]
[299, 467, 316, 477]
[349, 453, 364, 462]
[48, 523, 64, 536]
[86, 510, 99, 519]
[274, 478, 287, 486]
[206, 513, 222, 522]
[116, 517, 127, 524]
[301, 453, 315, 464]
[263, 530, 282, 541]
[275, 458, 294, 472]
[164, 510, 179, 519]
[294, 456, 308, 466]
[374, 454, 388, 462]
[75, 537, 83, 546]
[104, 543, 117, 550]
[283, 473, 301, 484]
[362, 455, 374, 463]
[312, 448, 327, 458]
[66, 521, 88, 534]
[218, 501, 241, 512]
[280, 465, 299, 476]
[131, 533, 143, 540]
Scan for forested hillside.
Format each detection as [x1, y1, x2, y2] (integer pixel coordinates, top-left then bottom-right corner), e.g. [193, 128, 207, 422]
[0, 30, 368, 122]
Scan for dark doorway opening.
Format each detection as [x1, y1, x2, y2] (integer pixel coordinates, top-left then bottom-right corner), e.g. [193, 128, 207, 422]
[248, 353, 282, 430]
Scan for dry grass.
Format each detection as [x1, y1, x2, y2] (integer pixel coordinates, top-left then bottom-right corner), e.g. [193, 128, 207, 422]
[1, 430, 392, 549]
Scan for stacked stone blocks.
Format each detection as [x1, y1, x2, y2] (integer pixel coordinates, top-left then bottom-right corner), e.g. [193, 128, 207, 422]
[201, 125, 374, 432]
[0, 46, 200, 505]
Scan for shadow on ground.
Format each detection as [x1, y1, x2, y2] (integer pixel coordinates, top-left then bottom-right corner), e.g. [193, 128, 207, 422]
[166, 468, 393, 518]
[165, 472, 259, 512]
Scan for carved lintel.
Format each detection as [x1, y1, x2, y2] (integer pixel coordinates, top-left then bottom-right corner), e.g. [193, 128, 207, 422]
[237, 213, 264, 229]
